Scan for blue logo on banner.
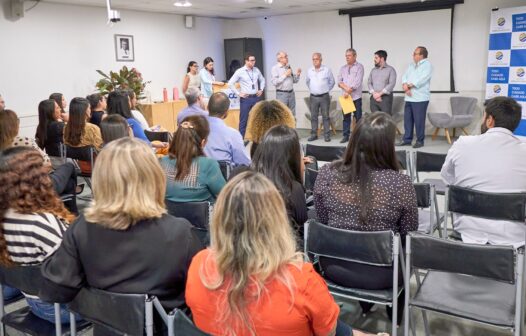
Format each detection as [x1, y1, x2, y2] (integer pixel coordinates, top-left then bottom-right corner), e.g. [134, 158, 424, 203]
[497, 17, 506, 26]
[511, 50, 526, 67]
[509, 84, 526, 101]
[495, 51, 504, 60]
[518, 68, 525, 77]
[487, 67, 509, 83]
[512, 14, 526, 32]
[489, 33, 512, 50]
[520, 33, 526, 42]
[494, 85, 502, 94]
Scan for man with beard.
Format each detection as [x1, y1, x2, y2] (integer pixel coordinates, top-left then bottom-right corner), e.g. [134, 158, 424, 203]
[441, 96, 526, 247]
[367, 50, 396, 115]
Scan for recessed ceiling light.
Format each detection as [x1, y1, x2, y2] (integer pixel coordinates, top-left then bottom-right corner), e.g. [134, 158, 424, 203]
[174, 0, 192, 7]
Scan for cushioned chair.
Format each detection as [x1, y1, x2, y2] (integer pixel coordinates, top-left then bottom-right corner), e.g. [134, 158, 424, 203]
[413, 183, 443, 236]
[64, 145, 95, 195]
[305, 144, 346, 163]
[428, 96, 478, 144]
[0, 265, 91, 336]
[404, 185, 526, 336]
[165, 201, 210, 247]
[304, 220, 404, 336]
[391, 96, 405, 135]
[303, 96, 339, 137]
[412, 151, 447, 195]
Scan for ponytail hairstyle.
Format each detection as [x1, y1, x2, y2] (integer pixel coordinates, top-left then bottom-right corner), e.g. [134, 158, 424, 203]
[187, 61, 198, 73]
[168, 115, 210, 180]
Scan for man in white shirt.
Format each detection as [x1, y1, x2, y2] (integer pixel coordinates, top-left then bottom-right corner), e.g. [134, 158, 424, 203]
[271, 51, 301, 116]
[441, 96, 526, 247]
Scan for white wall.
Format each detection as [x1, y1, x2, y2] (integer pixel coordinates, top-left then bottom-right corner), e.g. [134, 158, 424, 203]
[0, 0, 225, 136]
[224, 0, 526, 133]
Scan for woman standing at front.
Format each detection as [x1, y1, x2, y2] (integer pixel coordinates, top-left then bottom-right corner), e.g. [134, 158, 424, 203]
[199, 57, 225, 103]
[182, 61, 201, 95]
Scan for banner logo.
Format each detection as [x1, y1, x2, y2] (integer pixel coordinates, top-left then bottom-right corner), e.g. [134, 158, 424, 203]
[493, 85, 502, 93]
[497, 17, 506, 26]
[495, 51, 504, 60]
[520, 33, 526, 43]
[518, 68, 525, 78]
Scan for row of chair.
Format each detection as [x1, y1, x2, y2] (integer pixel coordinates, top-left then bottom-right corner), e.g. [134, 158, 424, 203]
[304, 185, 526, 336]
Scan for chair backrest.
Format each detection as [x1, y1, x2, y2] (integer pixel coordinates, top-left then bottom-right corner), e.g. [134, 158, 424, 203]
[414, 151, 446, 173]
[171, 309, 210, 336]
[408, 232, 516, 283]
[217, 160, 232, 180]
[165, 201, 210, 230]
[304, 168, 319, 192]
[144, 129, 170, 143]
[447, 185, 526, 222]
[64, 145, 94, 163]
[414, 183, 431, 208]
[68, 287, 148, 335]
[391, 96, 405, 122]
[450, 96, 477, 116]
[305, 144, 345, 163]
[306, 220, 394, 266]
[0, 265, 43, 296]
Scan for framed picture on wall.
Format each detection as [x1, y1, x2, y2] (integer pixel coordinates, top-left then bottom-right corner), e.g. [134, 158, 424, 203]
[114, 34, 134, 62]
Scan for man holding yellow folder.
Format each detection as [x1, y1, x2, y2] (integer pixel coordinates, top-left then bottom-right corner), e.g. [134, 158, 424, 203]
[337, 48, 364, 143]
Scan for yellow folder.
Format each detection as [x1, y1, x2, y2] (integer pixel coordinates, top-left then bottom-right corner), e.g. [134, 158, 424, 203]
[339, 96, 356, 114]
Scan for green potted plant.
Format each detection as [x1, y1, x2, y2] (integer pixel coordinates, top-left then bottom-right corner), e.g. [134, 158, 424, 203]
[95, 66, 150, 99]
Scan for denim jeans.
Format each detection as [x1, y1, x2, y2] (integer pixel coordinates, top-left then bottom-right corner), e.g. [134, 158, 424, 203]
[403, 101, 429, 144]
[336, 319, 352, 336]
[239, 95, 261, 138]
[26, 298, 83, 324]
[3, 285, 21, 301]
[342, 98, 362, 138]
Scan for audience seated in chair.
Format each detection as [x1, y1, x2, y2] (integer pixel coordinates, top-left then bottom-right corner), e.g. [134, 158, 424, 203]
[49, 92, 69, 122]
[160, 115, 226, 203]
[204, 92, 250, 167]
[177, 87, 208, 125]
[35, 99, 65, 167]
[441, 96, 526, 247]
[86, 93, 107, 127]
[100, 114, 131, 145]
[250, 125, 308, 234]
[314, 112, 417, 321]
[0, 146, 81, 324]
[40, 138, 203, 311]
[126, 89, 150, 130]
[186, 171, 384, 336]
[245, 99, 295, 156]
[1, 109, 79, 214]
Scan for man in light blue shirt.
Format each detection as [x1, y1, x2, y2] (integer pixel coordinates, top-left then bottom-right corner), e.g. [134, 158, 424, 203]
[399, 46, 433, 148]
[177, 87, 208, 125]
[228, 52, 266, 138]
[306, 52, 335, 142]
[204, 92, 251, 167]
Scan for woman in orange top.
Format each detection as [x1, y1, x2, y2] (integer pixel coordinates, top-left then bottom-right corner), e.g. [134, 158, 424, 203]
[186, 171, 384, 336]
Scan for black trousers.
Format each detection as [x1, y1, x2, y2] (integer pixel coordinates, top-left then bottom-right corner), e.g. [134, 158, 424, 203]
[50, 162, 78, 214]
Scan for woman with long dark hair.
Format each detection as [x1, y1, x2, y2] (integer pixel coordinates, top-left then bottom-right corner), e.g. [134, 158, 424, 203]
[63, 97, 103, 151]
[0, 147, 80, 324]
[100, 114, 130, 145]
[182, 61, 201, 94]
[251, 125, 307, 231]
[314, 112, 417, 320]
[35, 99, 64, 162]
[199, 57, 225, 99]
[49, 92, 68, 122]
[159, 115, 225, 202]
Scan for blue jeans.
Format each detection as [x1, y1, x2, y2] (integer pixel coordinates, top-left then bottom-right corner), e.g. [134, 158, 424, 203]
[26, 298, 83, 324]
[3, 285, 21, 301]
[342, 98, 362, 138]
[336, 319, 352, 336]
[239, 95, 261, 138]
[403, 101, 429, 144]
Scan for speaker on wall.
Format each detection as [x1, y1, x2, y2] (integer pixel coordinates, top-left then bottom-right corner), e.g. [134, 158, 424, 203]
[184, 15, 194, 29]
[224, 38, 264, 81]
[10, 0, 24, 19]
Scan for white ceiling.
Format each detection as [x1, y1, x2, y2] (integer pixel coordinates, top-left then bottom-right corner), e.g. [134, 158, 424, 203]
[41, 0, 431, 19]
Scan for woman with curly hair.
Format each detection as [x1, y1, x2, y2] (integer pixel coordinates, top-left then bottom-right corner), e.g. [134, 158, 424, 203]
[0, 147, 79, 324]
[245, 99, 295, 156]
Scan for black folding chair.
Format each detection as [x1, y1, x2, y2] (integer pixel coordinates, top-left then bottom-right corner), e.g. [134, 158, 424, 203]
[395, 150, 413, 179]
[144, 129, 171, 143]
[305, 144, 346, 163]
[0, 265, 91, 336]
[217, 161, 232, 180]
[413, 183, 443, 237]
[165, 201, 210, 246]
[412, 151, 447, 194]
[304, 220, 404, 336]
[170, 309, 210, 336]
[64, 145, 95, 194]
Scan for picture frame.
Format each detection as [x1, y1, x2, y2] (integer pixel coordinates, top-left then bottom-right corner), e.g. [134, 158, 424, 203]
[114, 34, 134, 62]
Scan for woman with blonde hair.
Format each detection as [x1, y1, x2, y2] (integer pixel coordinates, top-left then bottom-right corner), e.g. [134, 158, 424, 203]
[186, 171, 383, 336]
[245, 99, 295, 156]
[41, 138, 203, 312]
[0, 146, 78, 324]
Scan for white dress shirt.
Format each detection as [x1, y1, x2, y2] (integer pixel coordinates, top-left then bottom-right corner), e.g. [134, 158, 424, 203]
[441, 127, 526, 247]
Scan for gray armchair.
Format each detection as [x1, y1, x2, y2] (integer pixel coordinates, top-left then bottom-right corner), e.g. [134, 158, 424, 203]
[428, 96, 478, 144]
[303, 96, 341, 136]
[391, 96, 405, 135]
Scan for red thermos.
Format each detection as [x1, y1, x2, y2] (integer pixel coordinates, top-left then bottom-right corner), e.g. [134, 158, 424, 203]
[173, 87, 179, 100]
[163, 88, 168, 102]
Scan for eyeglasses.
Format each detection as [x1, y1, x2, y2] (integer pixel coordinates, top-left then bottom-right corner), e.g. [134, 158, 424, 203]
[413, 53, 421, 56]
